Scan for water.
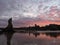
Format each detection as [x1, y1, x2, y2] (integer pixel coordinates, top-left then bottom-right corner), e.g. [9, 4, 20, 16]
[0, 30, 60, 45]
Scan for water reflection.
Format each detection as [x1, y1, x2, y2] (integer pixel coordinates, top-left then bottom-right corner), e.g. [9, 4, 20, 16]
[0, 30, 60, 45]
[12, 32, 60, 45]
[4, 32, 14, 45]
[24, 31, 60, 38]
[0, 31, 14, 45]
[32, 32, 40, 37]
[45, 32, 60, 38]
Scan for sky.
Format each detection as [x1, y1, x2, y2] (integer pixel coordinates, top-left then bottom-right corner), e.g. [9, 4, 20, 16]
[0, 0, 60, 27]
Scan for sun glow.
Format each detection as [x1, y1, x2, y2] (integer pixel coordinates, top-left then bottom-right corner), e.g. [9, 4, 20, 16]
[23, 12, 37, 18]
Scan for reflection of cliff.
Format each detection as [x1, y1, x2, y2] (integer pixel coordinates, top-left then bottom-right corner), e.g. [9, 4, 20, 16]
[45, 32, 60, 37]
[32, 32, 60, 38]
[33, 32, 40, 37]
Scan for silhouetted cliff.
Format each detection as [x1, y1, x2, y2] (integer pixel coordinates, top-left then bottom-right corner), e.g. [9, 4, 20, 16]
[41, 24, 60, 30]
[2, 18, 14, 32]
[16, 24, 60, 31]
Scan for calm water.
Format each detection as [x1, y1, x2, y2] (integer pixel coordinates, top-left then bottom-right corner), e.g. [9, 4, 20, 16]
[0, 30, 60, 45]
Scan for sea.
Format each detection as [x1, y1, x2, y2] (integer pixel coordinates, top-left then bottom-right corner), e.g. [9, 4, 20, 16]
[0, 30, 60, 45]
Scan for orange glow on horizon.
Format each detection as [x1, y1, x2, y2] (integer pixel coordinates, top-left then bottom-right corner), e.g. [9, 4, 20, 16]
[14, 20, 60, 27]
[27, 20, 60, 27]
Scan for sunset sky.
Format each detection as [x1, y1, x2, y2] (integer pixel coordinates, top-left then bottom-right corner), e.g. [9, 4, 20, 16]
[0, 0, 60, 27]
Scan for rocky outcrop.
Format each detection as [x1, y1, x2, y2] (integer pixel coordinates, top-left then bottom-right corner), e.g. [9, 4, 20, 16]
[3, 18, 14, 32]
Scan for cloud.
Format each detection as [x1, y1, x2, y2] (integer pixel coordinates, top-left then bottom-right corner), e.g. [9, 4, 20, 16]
[0, 0, 60, 27]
